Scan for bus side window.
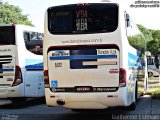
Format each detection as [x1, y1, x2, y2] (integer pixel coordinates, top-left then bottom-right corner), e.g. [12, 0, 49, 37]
[24, 31, 43, 55]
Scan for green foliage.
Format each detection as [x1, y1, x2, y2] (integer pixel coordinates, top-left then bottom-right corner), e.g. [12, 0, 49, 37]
[128, 24, 160, 57]
[152, 30, 160, 42]
[137, 24, 154, 43]
[0, 1, 32, 26]
[137, 24, 160, 56]
[147, 40, 159, 56]
[128, 34, 145, 54]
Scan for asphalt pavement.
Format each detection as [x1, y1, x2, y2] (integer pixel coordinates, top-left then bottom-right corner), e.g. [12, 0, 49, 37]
[0, 95, 160, 120]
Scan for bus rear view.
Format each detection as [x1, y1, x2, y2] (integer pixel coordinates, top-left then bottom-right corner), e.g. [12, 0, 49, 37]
[44, 2, 139, 110]
[0, 26, 20, 96]
[0, 24, 44, 100]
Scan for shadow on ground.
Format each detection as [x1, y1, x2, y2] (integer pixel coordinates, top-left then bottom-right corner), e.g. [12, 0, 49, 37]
[0, 97, 45, 109]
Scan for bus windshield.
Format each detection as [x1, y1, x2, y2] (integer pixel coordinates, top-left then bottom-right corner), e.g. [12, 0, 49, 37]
[48, 3, 118, 34]
[0, 26, 15, 45]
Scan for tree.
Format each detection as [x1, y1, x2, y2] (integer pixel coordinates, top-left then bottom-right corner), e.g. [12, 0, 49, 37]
[147, 40, 159, 57]
[128, 34, 145, 54]
[147, 30, 160, 56]
[152, 30, 160, 42]
[137, 24, 153, 42]
[0, 1, 32, 25]
[137, 24, 160, 56]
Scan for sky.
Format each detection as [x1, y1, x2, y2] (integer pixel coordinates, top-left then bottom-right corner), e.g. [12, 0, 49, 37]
[2, 0, 160, 31]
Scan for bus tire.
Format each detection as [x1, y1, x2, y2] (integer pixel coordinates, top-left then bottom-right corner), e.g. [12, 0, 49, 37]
[135, 81, 138, 102]
[71, 109, 84, 112]
[11, 97, 27, 103]
[128, 102, 136, 111]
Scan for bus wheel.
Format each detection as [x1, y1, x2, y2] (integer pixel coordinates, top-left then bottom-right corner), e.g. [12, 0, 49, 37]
[128, 102, 136, 111]
[135, 81, 138, 102]
[71, 109, 84, 112]
[11, 97, 27, 103]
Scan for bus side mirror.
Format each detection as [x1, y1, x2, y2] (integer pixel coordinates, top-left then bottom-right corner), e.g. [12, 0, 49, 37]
[126, 14, 130, 27]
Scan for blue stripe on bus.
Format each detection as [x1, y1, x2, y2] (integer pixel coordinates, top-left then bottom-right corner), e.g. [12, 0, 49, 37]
[25, 66, 43, 70]
[50, 55, 117, 60]
[25, 63, 43, 70]
[25, 59, 43, 70]
[0, 69, 14, 72]
[128, 52, 139, 67]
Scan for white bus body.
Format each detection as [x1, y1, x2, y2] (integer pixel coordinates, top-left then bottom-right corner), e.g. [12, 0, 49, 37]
[0, 24, 44, 100]
[44, 1, 148, 110]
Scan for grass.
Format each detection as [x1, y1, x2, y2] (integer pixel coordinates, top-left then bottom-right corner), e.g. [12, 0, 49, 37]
[146, 77, 160, 99]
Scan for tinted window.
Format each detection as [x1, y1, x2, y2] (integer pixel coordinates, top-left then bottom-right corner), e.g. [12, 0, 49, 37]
[0, 26, 15, 45]
[48, 3, 118, 34]
[24, 31, 43, 55]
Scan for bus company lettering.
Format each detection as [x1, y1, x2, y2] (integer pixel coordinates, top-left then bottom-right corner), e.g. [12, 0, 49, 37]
[3, 65, 14, 69]
[94, 87, 117, 92]
[52, 51, 69, 56]
[54, 88, 66, 92]
[0, 49, 11, 52]
[0, 84, 10, 87]
[97, 49, 116, 55]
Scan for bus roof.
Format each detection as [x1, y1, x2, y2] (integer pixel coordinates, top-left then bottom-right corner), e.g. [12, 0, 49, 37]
[50, 0, 124, 7]
[0, 24, 31, 27]
[0, 24, 43, 32]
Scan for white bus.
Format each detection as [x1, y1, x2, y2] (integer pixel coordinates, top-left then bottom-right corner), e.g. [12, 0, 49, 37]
[43, 1, 148, 110]
[0, 24, 44, 101]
